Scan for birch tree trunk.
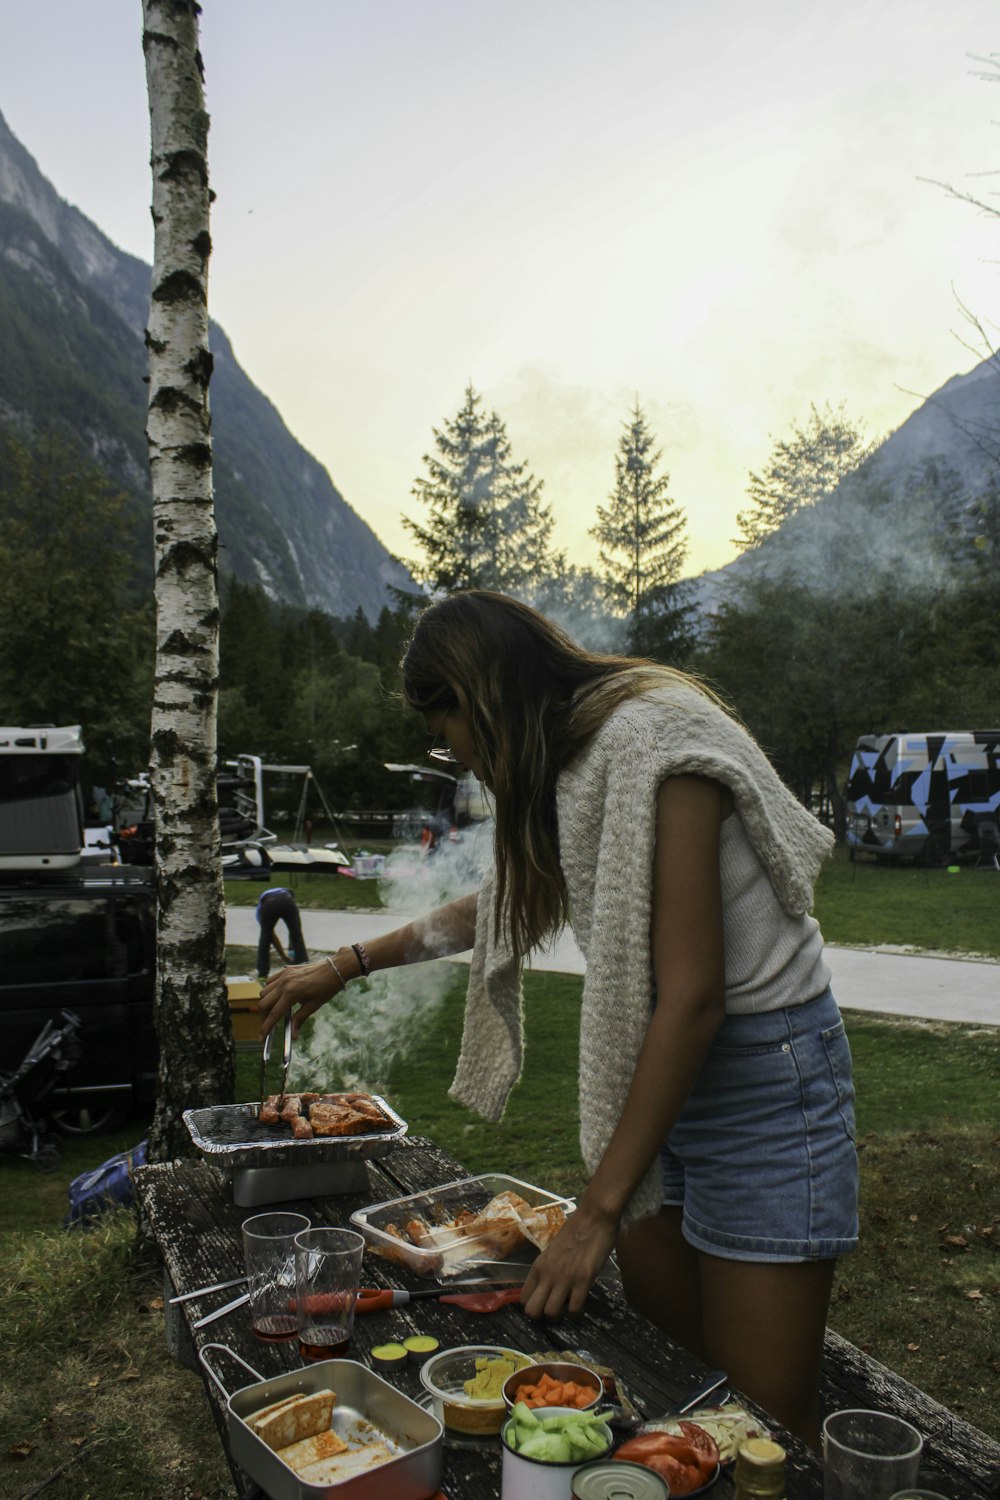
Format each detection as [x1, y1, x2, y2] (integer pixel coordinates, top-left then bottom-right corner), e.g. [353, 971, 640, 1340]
[142, 0, 233, 1160]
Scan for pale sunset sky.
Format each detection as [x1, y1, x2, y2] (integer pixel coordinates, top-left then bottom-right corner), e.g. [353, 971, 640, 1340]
[1, 1, 997, 578]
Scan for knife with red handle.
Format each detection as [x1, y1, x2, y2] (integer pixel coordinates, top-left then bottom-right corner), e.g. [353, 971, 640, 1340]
[355, 1283, 524, 1313]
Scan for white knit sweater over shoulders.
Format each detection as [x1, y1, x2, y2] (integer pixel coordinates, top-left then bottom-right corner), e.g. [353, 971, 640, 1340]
[449, 681, 835, 1224]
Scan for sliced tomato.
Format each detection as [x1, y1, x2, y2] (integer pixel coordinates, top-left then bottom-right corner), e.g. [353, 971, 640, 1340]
[677, 1420, 720, 1480]
[613, 1432, 707, 1495]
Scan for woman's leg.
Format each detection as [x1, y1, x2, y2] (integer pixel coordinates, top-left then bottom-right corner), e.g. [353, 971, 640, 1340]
[618, 1213, 835, 1449]
[698, 1253, 836, 1450]
[616, 1206, 706, 1360]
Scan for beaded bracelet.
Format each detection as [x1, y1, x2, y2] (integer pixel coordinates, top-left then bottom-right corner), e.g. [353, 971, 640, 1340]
[351, 941, 372, 977]
[325, 955, 350, 992]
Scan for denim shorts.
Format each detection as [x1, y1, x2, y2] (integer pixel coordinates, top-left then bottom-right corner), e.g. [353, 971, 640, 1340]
[659, 987, 859, 1262]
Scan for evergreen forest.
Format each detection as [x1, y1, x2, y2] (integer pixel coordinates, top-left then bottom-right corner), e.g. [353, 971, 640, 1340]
[0, 385, 996, 836]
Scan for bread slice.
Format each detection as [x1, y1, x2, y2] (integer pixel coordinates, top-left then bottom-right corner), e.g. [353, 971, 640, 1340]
[277, 1426, 351, 1474]
[297, 1439, 395, 1484]
[249, 1390, 337, 1452]
[246, 1392, 303, 1430]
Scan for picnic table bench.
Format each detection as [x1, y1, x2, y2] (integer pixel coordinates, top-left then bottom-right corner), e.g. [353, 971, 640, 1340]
[135, 1136, 999, 1500]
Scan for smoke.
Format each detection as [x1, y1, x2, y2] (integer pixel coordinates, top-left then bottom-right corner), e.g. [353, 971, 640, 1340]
[289, 815, 494, 1094]
[713, 453, 991, 611]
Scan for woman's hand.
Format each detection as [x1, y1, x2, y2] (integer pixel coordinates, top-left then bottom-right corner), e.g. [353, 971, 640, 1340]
[258, 955, 349, 1040]
[519, 1201, 619, 1320]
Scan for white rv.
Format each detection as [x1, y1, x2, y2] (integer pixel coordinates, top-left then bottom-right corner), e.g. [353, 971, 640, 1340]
[845, 730, 1000, 866]
[0, 726, 85, 870]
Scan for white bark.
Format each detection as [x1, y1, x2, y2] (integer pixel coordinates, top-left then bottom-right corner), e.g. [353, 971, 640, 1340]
[143, 0, 233, 1160]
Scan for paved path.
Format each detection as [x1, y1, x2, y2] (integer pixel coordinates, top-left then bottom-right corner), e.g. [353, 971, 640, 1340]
[227, 905, 998, 1027]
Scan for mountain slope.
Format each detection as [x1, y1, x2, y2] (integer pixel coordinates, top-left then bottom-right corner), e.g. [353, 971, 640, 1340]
[0, 107, 413, 619]
[689, 354, 1000, 612]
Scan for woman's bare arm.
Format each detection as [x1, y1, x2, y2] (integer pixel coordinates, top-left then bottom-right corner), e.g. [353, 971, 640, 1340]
[257, 892, 478, 1038]
[520, 774, 728, 1318]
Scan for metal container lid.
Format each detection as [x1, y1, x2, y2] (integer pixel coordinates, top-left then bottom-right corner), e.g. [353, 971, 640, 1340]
[572, 1459, 670, 1500]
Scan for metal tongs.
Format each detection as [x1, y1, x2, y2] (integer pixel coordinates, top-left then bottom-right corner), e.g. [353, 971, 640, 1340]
[258, 1010, 292, 1109]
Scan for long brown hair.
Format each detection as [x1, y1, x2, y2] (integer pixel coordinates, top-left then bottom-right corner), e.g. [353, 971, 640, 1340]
[401, 591, 714, 962]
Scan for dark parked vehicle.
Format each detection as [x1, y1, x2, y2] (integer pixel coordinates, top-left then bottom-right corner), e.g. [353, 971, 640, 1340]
[0, 863, 158, 1135]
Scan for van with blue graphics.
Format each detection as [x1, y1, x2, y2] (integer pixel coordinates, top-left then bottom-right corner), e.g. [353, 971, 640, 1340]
[845, 730, 1000, 866]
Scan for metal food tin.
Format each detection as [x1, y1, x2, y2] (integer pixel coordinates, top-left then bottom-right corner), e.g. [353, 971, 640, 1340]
[200, 1343, 443, 1500]
[572, 1460, 671, 1499]
[183, 1097, 408, 1206]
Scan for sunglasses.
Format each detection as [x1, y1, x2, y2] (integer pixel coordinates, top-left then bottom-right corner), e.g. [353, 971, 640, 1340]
[427, 732, 459, 766]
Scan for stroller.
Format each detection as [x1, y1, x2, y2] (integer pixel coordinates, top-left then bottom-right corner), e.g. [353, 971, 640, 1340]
[0, 1010, 83, 1171]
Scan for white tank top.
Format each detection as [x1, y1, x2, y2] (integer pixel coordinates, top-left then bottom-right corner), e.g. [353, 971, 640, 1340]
[720, 812, 831, 1013]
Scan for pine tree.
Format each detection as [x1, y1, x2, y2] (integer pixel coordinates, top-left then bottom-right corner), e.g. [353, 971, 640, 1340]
[591, 402, 693, 660]
[402, 385, 556, 597]
[733, 402, 873, 550]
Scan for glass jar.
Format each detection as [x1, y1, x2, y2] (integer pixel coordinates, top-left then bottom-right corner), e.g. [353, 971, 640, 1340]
[734, 1437, 787, 1500]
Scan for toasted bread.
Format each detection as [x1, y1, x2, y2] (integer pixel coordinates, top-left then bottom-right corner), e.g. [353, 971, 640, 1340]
[277, 1426, 350, 1474]
[249, 1389, 336, 1452]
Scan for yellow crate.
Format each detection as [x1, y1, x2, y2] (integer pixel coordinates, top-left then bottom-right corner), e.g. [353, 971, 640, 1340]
[227, 976, 261, 1048]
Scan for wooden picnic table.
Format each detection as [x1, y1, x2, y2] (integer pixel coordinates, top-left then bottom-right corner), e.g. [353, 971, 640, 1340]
[135, 1136, 998, 1500]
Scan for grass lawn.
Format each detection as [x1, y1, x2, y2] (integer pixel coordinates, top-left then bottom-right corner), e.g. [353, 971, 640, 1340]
[812, 846, 1000, 958]
[226, 842, 1000, 957]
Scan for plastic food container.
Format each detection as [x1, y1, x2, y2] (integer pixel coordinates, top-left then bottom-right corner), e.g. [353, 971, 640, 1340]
[503, 1362, 602, 1412]
[419, 1345, 531, 1436]
[351, 1172, 573, 1277]
[500, 1405, 613, 1500]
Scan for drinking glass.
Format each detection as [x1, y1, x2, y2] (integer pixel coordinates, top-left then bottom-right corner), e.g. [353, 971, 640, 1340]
[241, 1211, 311, 1340]
[823, 1409, 923, 1500]
[294, 1227, 365, 1361]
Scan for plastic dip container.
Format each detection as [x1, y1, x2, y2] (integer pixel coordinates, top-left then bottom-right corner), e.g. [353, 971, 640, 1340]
[572, 1462, 670, 1499]
[420, 1344, 531, 1436]
[500, 1405, 613, 1500]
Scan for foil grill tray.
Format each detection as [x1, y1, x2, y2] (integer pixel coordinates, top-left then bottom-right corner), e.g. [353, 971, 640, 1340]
[183, 1098, 407, 1171]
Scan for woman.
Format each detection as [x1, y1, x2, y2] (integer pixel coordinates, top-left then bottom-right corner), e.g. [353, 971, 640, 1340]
[258, 591, 857, 1448]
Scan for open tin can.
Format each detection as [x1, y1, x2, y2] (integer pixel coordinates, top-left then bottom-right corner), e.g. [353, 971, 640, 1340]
[572, 1461, 670, 1498]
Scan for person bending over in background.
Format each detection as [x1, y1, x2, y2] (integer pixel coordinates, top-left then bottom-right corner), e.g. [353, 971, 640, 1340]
[258, 590, 858, 1448]
[256, 886, 308, 980]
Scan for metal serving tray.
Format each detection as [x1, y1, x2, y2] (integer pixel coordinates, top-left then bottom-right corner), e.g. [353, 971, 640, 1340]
[183, 1098, 408, 1207]
[351, 1171, 574, 1278]
[201, 1344, 443, 1500]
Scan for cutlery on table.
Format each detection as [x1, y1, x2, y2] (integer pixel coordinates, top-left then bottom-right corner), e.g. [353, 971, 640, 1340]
[357, 1283, 525, 1313]
[603, 1368, 730, 1432]
[169, 1276, 247, 1306]
[191, 1278, 526, 1330]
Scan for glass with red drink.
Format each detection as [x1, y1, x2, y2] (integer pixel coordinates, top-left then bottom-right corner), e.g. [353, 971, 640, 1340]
[294, 1227, 365, 1361]
[241, 1211, 311, 1341]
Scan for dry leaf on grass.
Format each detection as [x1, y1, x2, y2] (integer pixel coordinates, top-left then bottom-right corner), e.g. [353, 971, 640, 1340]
[116, 1370, 141, 1382]
[7, 1441, 34, 1460]
[966, 1289, 985, 1300]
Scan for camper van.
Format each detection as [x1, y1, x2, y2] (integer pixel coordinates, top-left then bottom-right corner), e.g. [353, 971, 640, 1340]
[0, 725, 85, 870]
[845, 730, 1000, 865]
